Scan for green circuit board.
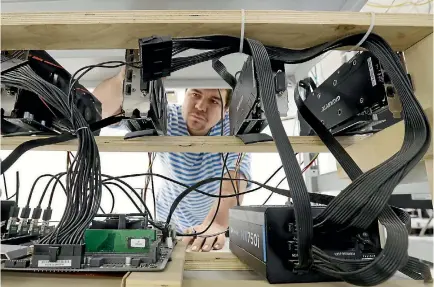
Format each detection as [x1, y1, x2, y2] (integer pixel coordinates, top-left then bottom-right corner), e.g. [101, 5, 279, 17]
[84, 229, 157, 253]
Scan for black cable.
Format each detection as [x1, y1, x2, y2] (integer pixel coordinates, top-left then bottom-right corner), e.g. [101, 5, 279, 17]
[2, 173, 8, 199]
[102, 183, 116, 214]
[15, 171, 19, 204]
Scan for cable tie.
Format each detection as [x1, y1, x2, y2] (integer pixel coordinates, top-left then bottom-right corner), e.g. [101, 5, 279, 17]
[239, 9, 245, 54]
[72, 126, 89, 135]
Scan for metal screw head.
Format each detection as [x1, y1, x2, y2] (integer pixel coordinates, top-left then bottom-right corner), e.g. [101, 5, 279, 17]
[337, 109, 342, 116]
[352, 60, 357, 66]
[333, 80, 337, 86]
[360, 98, 364, 103]
[132, 88, 136, 92]
[317, 93, 321, 99]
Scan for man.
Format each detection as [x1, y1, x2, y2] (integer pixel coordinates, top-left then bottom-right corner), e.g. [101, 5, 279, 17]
[93, 68, 251, 252]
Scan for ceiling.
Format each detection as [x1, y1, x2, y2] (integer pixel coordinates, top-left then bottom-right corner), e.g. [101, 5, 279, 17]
[2, 0, 368, 89]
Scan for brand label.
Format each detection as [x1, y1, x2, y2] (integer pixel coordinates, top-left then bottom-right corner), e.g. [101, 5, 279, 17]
[321, 95, 340, 112]
[367, 57, 377, 87]
[229, 219, 266, 262]
[130, 238, 147, 248]
[38, 260, 72, 267]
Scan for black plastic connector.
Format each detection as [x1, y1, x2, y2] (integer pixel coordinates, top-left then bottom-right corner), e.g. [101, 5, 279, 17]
[139, 36, 172, 81]
[8, 206, 20, 218]
[31, 244, 85, 269]
[20, 206, 31, 219]
[32, 207, 42, 219]
[42, 207, 52, 221]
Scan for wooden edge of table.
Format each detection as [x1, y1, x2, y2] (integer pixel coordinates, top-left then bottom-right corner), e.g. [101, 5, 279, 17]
[1, 10, 432, 51]
[0, 135, 366, 153]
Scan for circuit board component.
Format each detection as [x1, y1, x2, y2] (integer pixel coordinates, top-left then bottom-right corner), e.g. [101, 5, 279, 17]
[84, 229, 157, 253]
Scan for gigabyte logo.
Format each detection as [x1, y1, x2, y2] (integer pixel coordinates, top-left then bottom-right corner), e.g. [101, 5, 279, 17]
[321, 95, 340, 112]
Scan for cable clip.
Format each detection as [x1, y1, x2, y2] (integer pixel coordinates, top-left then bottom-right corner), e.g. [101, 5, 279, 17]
[71, 126, 89, 135]
[239, 9, 245, 54]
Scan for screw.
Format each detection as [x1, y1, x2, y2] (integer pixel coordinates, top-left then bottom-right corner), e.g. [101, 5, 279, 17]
[132, 88, 136, 92]
[353, 60, 357, 66]
[360, 98, 364, 103]
[317, 93, 321, 99]
[337, 109, 342, 116]
[333, 80, 337, 86]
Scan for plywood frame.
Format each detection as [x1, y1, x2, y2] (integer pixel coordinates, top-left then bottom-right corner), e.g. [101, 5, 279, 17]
[1, 10, 432, 51]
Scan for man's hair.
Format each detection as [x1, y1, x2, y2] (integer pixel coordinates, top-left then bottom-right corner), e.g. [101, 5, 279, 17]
[185, 88, 233, 108]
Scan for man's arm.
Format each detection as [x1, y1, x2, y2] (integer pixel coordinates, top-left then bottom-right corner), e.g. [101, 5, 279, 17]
[92, 67, 124, 119]
[183, 170, 248, 252]
[203, 170, 247, 227]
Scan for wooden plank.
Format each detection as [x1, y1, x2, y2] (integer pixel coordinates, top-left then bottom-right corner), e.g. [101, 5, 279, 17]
[1, 272, 124, 287]
[337, 107, 433, 177]
[404, 33, 433, 110]
[185, 251, 250, 271]
[1, 10, 432, 51]
[425, 157, 433, 204]
[0, 135, 363, 153]
[125, 242, 187, 287]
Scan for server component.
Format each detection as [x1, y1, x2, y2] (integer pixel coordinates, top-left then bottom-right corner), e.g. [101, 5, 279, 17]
[298, 51, 401, 136]
[2, 213, 175, 272]
[229, 205, 381, 284]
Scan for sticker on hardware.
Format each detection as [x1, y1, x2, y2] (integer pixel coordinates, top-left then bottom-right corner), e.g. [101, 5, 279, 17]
[367, 57, 377, 87]
[130, 238, 147, 248]
[38, 260, 72, 267]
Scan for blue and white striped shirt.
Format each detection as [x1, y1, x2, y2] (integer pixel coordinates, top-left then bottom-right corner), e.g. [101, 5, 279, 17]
[156, 104, 251, 232]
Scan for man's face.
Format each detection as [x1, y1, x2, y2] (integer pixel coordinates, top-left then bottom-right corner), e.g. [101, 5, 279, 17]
[182, 89, 228, 136]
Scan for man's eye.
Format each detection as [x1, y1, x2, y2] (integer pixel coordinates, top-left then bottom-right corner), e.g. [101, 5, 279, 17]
[192, 93, 199, 97]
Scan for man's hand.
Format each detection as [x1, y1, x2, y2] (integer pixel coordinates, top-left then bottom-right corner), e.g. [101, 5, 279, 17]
[92, 67, 125, 119]
[182, 222, 226, 252]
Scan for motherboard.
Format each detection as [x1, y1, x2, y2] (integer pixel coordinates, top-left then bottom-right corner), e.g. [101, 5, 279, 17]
[1, 214, 176, 272]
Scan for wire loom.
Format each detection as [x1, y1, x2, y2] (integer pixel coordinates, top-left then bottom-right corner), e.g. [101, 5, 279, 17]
[160, 33, 432, 286]
[0, 33, 431, 285]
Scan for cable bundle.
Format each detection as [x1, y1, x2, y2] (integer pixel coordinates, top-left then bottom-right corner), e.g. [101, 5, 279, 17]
[0, 32, 431, 286]
[152, 33, 431, 285]
[1, 65, 103, 244]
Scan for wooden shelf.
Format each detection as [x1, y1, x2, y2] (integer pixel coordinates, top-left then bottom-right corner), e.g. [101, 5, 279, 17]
[0, 135, 364, 153]
[1, 10, 432, 51]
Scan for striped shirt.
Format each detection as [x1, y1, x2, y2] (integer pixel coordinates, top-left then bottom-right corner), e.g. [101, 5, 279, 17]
[156, 104, 251, 232]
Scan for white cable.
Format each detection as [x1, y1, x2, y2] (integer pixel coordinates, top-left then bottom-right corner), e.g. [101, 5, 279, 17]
[239, 9, 245, 53]
[348, 12, 376, 52]
[339, 12, 376, 63]
[73, 126, 89, 134]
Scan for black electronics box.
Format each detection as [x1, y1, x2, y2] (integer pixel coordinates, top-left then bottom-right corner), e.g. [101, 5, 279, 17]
[299, 51, 401, 136]
[31, 244, 85, 269]
[229, 205, 381, 284]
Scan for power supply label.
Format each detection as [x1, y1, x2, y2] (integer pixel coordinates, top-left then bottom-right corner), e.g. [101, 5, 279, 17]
[229, 219, 266, 262]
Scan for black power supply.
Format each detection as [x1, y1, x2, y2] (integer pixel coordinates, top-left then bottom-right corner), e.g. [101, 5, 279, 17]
[229, 205, 381, 284]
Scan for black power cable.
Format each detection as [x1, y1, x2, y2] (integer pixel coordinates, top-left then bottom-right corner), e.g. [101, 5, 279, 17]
[1, 32, 430, 285]
[2, 173, 8, 200]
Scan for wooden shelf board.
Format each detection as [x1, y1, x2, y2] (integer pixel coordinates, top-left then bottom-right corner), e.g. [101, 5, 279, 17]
[1, 10, 432, 51]
[0, 135, 365, 153]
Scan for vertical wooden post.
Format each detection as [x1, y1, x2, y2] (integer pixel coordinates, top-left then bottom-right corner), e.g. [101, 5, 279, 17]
[425, 158, 433, 203]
